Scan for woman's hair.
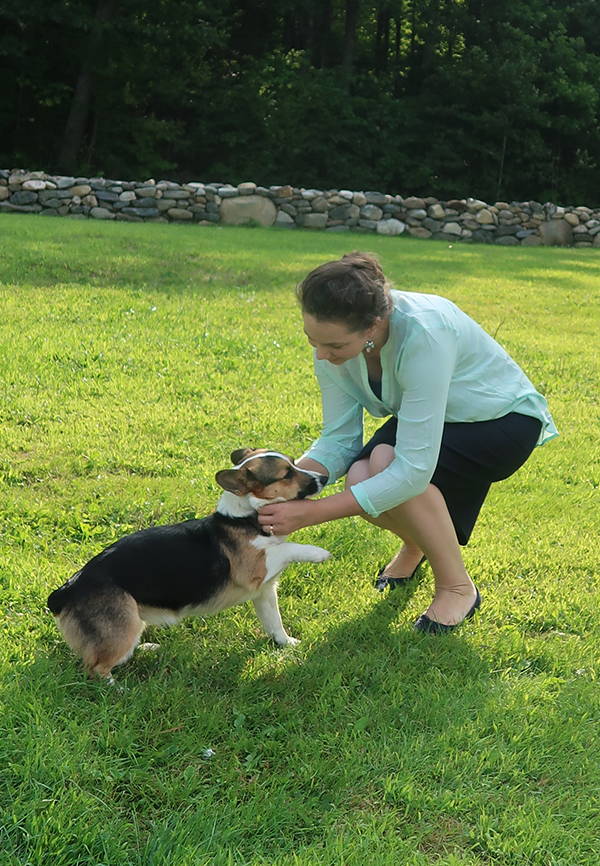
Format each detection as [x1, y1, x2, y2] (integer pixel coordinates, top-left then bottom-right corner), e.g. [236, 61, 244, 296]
[295, 252, 393, 332]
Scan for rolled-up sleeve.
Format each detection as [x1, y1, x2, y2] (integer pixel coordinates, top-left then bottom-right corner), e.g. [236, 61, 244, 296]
[302, 363, 364, 484]
[350, 327, 458, 517]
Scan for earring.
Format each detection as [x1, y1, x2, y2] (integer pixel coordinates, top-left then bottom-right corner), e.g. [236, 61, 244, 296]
[364, 339, 375, 353]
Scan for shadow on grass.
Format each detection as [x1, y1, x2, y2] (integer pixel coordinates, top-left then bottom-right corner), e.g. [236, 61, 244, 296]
[2, 214, 598, 301]
[5, 577, 596, 864]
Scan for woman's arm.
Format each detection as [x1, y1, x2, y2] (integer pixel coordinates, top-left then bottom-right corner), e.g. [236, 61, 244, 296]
[295, 456, 329, 476]
[301, 364, 364, 484]
[258, 488, 363, 536]
[350, 327, 458, 518]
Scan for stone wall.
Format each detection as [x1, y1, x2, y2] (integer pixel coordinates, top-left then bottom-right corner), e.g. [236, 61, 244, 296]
[1, 169, 599, 247]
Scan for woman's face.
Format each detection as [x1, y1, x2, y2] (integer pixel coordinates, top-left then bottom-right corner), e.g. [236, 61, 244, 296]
[302, 313, 370, 365]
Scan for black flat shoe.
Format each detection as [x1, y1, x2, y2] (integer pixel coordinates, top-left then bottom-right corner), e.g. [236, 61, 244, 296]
[413, 587, 482, 634]
[374, 555, 426, 593]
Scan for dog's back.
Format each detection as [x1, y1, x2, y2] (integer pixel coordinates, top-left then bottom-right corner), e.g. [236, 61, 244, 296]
[48, 515, 241, 615]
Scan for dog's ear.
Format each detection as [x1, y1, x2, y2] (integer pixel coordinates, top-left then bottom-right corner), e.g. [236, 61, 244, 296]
[230, 447, 267, 465]
[216, 468, 255, 495]
[230, 448, 254, 465]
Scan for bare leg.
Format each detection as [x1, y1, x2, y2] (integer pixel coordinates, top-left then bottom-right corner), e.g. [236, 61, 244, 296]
[346, 454, 424, 578]
[346, 445, 477, 626]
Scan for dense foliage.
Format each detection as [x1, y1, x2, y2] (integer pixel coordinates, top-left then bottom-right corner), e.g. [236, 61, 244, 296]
[1, 0, 599, 203]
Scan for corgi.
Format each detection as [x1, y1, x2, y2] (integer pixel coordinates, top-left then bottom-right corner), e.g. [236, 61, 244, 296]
[47, 449, 330, 680]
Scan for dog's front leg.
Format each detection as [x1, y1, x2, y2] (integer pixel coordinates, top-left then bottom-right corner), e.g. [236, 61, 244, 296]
[250, 538, 330, 645]
[252, 538, 331, 581]
[281, 541, 332, 565]
[253, 581, 297, 646]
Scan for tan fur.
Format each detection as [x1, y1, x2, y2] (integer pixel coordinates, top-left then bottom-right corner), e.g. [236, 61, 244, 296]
[55, 590, 144, 678]
[223, 530, 268, 592]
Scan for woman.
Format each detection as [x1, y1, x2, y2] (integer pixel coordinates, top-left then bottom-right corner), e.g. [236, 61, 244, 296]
[258, 252, 557, 633]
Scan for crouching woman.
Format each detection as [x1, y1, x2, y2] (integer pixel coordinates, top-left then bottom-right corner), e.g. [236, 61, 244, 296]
[258, 252, 557, 633]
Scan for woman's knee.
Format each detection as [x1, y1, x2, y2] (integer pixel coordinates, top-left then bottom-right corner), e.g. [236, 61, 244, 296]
[345, 458, 372, 489]
[369, 443, 395, 473]
[346, 445, 395, 490]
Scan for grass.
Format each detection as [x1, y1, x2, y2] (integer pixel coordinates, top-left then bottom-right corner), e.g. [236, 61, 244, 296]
[0, 215, 599, 865]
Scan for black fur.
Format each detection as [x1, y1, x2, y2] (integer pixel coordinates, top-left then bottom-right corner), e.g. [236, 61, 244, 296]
[48, 513, 262, 614]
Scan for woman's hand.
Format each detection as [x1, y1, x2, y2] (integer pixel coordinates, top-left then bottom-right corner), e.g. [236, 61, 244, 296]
[258, 490, 363, 537]
[258, 499, 319, 537]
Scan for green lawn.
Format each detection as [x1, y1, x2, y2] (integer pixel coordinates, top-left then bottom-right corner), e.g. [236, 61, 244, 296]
[1, 216, 599, 865]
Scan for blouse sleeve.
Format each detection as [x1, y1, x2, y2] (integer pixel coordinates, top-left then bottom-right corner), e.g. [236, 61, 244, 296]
[350, 326, 459, 517]
[301, 361, 364, 484]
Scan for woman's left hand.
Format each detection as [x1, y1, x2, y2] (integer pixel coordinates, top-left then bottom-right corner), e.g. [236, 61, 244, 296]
[258, 499, 319, 537]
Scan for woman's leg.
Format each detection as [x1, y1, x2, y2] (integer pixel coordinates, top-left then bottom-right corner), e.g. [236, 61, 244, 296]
[346, 445, 477, 626]
[346, 457, 424, 578]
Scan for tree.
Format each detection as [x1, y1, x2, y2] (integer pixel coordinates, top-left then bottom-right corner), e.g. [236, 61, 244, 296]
[0, 0, 599, 203]
[58, 0, 118, 173]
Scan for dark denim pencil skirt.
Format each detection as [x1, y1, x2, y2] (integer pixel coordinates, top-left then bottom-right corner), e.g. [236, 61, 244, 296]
[351, 412, 542, 545]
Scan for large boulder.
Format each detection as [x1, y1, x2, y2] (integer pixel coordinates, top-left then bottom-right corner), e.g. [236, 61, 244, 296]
[539, 219, 573, 246]
[442, 222, 462, 236]
[476, 209, 495, 225]
[303, 212, 328, 229]
[274, 210, 295, 228]
[364, 191, 389, 205]
[404, 196, 426, 210]
[219, 194, 276, 226]
[376, 218, 405, 236]
[427, 203, 445, 219]
[90, 207, 115, 220]
[167, 208, 193, 220]
[360, 204, 383, 220]
[11, 190, 38, 205]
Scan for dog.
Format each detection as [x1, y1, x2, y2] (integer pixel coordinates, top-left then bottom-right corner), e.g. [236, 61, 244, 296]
[47, 449, 330, 680]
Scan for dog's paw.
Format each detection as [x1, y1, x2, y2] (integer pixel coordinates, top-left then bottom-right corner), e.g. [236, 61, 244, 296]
[105, 676, 128, 693]
[275, 634, 300, 647]
[138, 642, 161, 652]
[305, 546, 331, 563]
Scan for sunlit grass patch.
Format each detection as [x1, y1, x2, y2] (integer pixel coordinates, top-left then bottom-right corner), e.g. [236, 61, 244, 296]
[1, 216, 599, 865]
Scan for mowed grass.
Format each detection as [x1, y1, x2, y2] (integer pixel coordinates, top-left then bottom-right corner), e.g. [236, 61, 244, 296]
[0, 215, 599, 866]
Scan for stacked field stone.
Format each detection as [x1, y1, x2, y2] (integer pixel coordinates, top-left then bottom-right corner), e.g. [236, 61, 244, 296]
[1, 169, 599, 247]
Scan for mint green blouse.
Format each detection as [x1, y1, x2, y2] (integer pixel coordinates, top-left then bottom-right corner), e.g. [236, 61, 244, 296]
[303, 290, 558, 518]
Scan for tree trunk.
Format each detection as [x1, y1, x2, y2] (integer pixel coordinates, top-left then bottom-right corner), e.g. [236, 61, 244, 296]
[283, 12, 295, 52]
[341, 0, 359, 91]
[57, 0, 118, 173]
[421, 0, 440, 79]
[314, 0, 333, 68]
[393, 9, 403, 96]
[408, 5, 416, 91]
[376, 9, 391, 73]
[395, 8, 402, 68]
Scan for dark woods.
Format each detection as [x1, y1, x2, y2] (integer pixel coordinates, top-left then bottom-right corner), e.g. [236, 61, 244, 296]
[1, 0, 599, 203]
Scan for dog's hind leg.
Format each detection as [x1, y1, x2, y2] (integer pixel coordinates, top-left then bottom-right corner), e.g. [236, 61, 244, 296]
[253, 580, 298, 646]
[58, 592, 145, 680]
